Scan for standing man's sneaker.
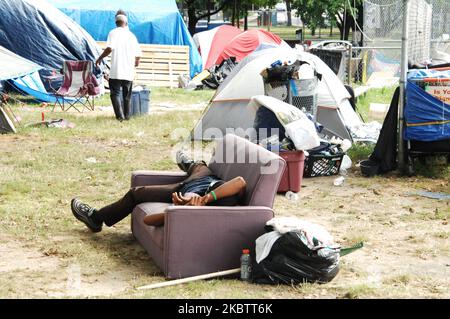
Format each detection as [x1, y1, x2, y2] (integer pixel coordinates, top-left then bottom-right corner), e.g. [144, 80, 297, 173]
[71, 198, 102, 233]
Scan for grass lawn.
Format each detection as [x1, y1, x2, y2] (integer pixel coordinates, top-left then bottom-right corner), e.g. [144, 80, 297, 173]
[0, 87, 449, 298]
[255, 26, 346, 41]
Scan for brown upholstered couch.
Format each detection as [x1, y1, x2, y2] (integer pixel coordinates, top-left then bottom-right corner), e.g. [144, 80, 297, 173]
[131, 134, 286, 278]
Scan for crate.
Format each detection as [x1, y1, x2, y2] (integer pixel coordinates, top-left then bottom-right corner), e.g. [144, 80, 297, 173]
[97, 42, 190, 88]
[277, 150, 305, 193]
[303, 153, 344, 177]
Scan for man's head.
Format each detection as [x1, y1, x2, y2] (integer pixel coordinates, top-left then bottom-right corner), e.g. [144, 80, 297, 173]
[115, 10, 128, 27]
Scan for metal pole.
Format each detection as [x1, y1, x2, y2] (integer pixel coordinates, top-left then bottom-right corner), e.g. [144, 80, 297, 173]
[347, 45, 353, 86]
[398, 0, 409, 174]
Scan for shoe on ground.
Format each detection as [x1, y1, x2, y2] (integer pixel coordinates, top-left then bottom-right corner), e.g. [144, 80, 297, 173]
[71, 198, 102, 233]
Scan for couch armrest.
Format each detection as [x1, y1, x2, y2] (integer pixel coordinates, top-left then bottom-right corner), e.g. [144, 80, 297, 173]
[131, 170, 188, 188]
[162, 206, 274, 279]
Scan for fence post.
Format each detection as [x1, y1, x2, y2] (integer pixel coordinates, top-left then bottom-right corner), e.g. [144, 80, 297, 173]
[398, 0, 410, 174]
[347, 44, 353, 86]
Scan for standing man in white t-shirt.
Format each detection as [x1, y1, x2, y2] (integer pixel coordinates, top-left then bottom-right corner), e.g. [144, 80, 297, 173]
[95, 11, 142, 121]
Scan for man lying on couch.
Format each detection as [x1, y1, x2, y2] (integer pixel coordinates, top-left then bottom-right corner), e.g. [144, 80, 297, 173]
[71, 151, 246, 232]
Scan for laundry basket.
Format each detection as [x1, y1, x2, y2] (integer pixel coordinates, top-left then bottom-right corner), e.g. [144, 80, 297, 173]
[290, 78, 318, 119]
[264, 78, 318, 119]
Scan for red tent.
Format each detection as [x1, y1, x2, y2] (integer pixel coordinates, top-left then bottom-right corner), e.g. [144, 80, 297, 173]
[204, 25, 243, 70]
[214, 29, 285, 66]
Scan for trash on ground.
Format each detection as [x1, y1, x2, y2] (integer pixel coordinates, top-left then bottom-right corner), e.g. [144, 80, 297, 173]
[408, 191, 450, 200]
[285, 191, 299, 201]
[25, 118, 75, 129]
[333, 176, 345, 186]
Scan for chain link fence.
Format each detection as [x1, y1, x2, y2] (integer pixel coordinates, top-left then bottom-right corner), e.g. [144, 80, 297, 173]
[347, 0, 450, 87]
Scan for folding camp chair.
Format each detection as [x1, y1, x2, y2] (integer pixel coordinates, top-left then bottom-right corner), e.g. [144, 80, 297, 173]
[50, 61, 100, 112]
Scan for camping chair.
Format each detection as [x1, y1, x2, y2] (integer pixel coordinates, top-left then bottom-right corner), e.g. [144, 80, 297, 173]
[49, 61, 100, 112]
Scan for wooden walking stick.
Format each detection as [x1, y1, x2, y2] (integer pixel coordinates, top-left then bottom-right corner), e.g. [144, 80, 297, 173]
[137, 268, 241, 291]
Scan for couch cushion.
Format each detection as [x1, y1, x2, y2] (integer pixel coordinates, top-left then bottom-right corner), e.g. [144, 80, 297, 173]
[133, 202, 171, 250]
[208, 134, 285, 207]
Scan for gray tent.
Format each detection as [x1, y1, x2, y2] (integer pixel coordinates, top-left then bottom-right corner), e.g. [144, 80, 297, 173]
[192, 47, 362, 141]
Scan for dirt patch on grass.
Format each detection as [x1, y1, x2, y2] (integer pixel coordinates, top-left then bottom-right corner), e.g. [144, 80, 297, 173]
[0, 235, 60, 273]
[0, 234, 140, 298]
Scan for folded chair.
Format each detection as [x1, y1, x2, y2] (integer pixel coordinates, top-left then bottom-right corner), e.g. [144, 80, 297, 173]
[50, 61, 100, 112]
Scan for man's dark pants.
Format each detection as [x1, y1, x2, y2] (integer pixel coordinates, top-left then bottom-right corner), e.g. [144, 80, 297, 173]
[96, 163, 213, 226]
[109, 79, 132, 120]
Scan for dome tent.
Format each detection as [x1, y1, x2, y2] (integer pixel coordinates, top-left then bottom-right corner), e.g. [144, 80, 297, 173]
[193, 25, 243, 70]
[0, 0, 101, 73]
[191, 46, 362, 141]
[0, 0, 103, 102]
[214, 29, 290, 67]
[47, 0, 202, 78]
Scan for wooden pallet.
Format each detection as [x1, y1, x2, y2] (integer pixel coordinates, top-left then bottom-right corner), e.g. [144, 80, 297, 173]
[97, 42, 190, 88]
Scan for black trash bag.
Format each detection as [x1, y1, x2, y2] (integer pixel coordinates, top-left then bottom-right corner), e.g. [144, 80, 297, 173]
[252, 231, 340, 285]
[202, 57, 237, 89]
[263, 60, 322, 83]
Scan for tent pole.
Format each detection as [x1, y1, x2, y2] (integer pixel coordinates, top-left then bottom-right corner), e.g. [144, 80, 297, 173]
[398, 0, 409, 174]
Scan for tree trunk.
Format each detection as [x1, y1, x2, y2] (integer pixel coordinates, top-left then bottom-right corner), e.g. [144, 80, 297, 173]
[237, 0, 240, 29]
[244, 5, 248, 30]
[187, 5, 198, 35]
[330, 20, 333, 37]
[286, 0, 292, 27]
[338, 13, 353, 41]
[207, 0, 212, 23]
[232, 0, 236, 26]
[357, 1, 364, 46]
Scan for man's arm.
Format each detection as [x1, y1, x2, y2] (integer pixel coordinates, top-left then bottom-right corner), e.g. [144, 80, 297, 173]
[135, 56, 141, 67]
[95, 47, 112, 67]
[143, 177, 247, 226]
[203, 176, 246, 205]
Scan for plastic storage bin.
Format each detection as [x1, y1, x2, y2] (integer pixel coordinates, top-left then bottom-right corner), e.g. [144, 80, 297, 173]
[130, 86, 150, 117]
[277, 150, 305, 193]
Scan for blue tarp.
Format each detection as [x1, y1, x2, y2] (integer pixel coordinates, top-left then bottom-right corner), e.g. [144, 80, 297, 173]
[10, 72, 75, 104]
[47, 0, 202, 78]
[405, 71, 450, 141]
[0, 0, 102, 73]
[0, 1, 102, 103]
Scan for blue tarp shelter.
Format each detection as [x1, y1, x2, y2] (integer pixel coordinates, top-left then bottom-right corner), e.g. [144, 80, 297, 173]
[0, 0, 103, 103]
[47, 0, 202, 78]
[0, 0, 102, 72]
[405, 69, 450, 141]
